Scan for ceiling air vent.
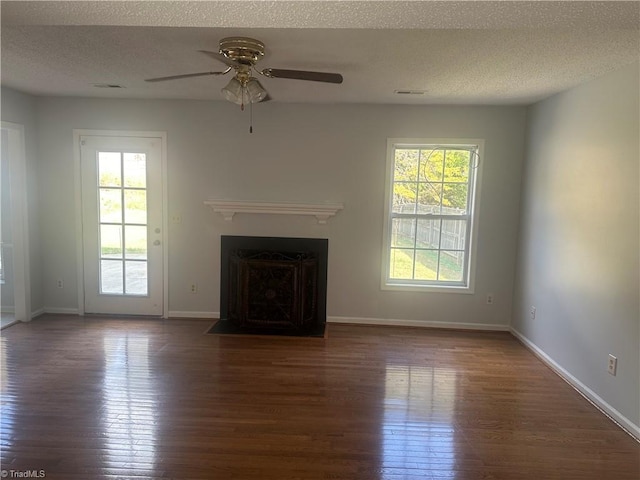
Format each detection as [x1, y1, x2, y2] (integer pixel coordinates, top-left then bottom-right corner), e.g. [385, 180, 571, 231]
[394, 90, 427, 95]
[92, 84, 125, 89]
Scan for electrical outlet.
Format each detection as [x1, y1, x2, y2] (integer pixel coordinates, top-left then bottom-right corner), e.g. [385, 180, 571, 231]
[190, 283, 198, 294]
[486, 293, 494, 305]
[608, 354, 617, 376]
[171, 214, 182, 224]
[530, 306, 536, 319]
[57, 278, 64, 289]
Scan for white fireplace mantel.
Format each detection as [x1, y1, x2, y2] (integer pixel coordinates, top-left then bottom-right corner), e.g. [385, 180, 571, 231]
[204, 200, 344, 224]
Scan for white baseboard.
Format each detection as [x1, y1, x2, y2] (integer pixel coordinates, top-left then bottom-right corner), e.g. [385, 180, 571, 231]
[167, 311, 219, 319]
[328, 315, 510, 331]
[31, 308, 507, 331]
[510, 327, 640, 442]
[43, 307, 80, 315]
[37, 308, 218, 319]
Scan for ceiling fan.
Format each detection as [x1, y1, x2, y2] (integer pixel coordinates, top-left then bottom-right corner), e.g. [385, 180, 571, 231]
[145, 37, 343, 108]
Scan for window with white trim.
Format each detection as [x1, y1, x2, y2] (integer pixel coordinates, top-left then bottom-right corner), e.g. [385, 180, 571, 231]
[382, 139, 481, 291]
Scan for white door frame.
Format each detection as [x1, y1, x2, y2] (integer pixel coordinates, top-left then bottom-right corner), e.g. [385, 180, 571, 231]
[74, 130, 169, 318]
[1, 122, 30, 321]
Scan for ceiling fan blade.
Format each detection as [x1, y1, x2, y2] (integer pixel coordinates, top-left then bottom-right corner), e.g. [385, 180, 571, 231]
[261, 68, 343, 84]
[145, 71, 228, 82]
[198, 50, 240, 68]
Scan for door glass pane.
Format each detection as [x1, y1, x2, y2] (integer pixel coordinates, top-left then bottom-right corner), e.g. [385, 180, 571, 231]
[101, 260, 123, 294]
[123, 153, 146, 188]
[98, 152, 121, 187]
[125, 226, 147, 260]
[100, 225, 122, 258]
[99, 189, 122, 223]
[125, 261, 147, 295]
[124, 190, 147, 224]
[97, 150, 149, 297]
[389, 248, 415, 279]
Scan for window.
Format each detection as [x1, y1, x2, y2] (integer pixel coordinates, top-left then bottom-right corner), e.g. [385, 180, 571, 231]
[382, 139, 482, 292]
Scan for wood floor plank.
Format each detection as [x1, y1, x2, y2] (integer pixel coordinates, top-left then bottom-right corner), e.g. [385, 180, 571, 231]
[0, 315, 637, 479]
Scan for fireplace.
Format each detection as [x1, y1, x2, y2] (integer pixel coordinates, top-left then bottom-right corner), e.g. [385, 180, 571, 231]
[216, 236, 328, 336]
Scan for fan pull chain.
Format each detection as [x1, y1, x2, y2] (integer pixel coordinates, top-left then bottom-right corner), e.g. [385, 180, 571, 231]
[249, 100, 253, 133]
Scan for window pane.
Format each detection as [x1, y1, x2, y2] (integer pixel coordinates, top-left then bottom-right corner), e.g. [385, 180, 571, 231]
[125, 225, 147, 259]
[385, 142, 477, 289]
[414, 250, 438, 280]
[438, 251, 465, 282]
[99, 188, 122, 223]
[123, 153, 146, 188]
[444, 149, 470, 182]
[420, 148, 444, 182]
[394, 149, 419, 181]
[100, 225, 122, 258]
[124, 190, 147, 224]
[442, 183, 468, 212]
[416, 219, 441, 249]
[389, 248, 415, 279]
[441, 220, 467, 251]
[391, 218, 416, 247]
[98, 152, 121, 187]
[101, 260, 123, 294]
[125, 261, 148, 295]
[418, 183, 442, 214]
[393, 182, 417, 213]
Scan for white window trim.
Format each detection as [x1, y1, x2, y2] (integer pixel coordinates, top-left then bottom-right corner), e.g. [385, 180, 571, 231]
[381, 138, 484, 294]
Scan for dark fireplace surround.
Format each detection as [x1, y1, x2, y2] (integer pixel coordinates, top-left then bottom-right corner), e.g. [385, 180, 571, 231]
[217, 236, 328, 336]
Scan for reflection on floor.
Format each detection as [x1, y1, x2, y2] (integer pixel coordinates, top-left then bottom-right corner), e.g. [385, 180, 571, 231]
[0, 313, 17, 330]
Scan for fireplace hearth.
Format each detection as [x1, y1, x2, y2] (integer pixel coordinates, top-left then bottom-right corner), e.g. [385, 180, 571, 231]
[213, 236, 328, 337]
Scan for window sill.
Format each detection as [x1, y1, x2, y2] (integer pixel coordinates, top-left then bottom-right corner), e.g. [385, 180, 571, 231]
[381, 282, 474, 294]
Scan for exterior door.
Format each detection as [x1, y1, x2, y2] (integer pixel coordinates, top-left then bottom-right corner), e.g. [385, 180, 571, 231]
[80, 135, 163, 315]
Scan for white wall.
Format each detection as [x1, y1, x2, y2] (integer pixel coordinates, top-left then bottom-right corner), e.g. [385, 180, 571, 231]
[32, 96, 526, 327]
[1, 88, 43, 315]
[512, 62, 640, 434]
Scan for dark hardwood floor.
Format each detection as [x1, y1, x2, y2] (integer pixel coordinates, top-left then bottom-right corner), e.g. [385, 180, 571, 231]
[1, 315, 638, 479]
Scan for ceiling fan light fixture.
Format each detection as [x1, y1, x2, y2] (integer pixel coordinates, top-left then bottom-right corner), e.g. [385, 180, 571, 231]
[146, 37, 343, 110]
[221, 77, 244, 105]
[246, 78, 268, 103]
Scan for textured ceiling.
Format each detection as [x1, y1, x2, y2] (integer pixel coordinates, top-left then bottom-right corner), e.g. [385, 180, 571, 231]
[1, 1, 638, 105]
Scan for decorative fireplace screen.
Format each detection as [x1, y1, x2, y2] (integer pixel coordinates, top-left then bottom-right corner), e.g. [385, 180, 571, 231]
[219, 236, 328, 335]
